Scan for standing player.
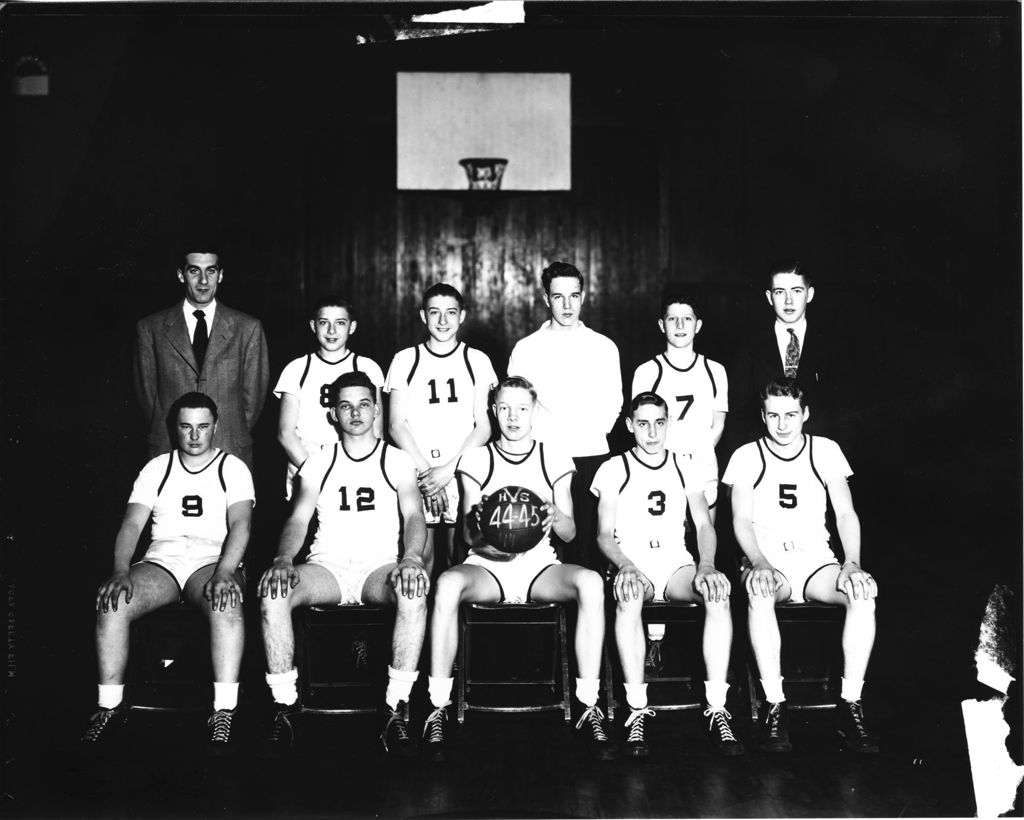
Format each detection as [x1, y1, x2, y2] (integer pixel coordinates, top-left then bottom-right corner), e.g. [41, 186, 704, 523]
[385, 283, 496, 572]
[592, 393, 742, 757]
[259, 371, 430, 759]
[722, 377, 878, 754]
[421, 376, 616, 763]
[274, 295, 385, 499]
[508, 262, 622, 568]
[82, 392, 253, 756]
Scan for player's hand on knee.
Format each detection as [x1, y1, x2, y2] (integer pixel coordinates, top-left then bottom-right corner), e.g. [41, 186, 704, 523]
[695, 563, 730, 603]
[838, 562, 877, 600]
[391, 557, 430, 599]
[259, 558, 300, 599]
[204, 569, 243, 611]
[745, 563, 779, 598]
[613, 563, 644, 602]
[96, 571, 133, 613]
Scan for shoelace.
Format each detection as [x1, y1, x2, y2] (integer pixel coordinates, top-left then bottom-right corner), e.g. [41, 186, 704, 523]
[704, 707, 737, 741]
[208, 710, 234, 743]
[846, 701, 867, 734]
[765, 703, 784, 737]
[422, 706, 447, 742]
[269, 711, 293, 742]
[625, 707, 655, 742]
[351, 639, 369, 669]
[574, 705, 609, 740]
[382, 709, 411, 751]
[646, 641, 663, 668]
[83, 709, 118, 742]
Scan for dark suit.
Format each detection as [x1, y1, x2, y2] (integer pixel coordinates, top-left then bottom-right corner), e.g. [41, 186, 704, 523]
[134, 301, 270, 469]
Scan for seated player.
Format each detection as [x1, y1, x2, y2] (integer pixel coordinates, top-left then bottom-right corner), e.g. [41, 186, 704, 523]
[274, 294, 385, 499]
[259, 371, 431, 759]
[82, 392, 253, 756]
[385, 283, 497, 574]
[593, 392, 743, 757]
[422, 376, 616, 762]
[722, 377, 879, 754]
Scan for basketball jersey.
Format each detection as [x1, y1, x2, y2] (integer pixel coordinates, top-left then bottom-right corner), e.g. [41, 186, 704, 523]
[300, 440, 414, 562]
[274, 351, 385, 447]
[631, 353, 728, 458]
[384, 343, 497, 465]
[128, 450, 255, 544]
[722, 435, 852, 554]
[458, 441, 575, 559]
[591, 449, 692, 556]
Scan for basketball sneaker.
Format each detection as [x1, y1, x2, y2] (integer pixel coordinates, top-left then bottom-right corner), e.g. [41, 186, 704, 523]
[380, 701, 416, 759]
[422, 704, 450, 763]
[623, 706, 654, 758]
[704, 706, 745, 756]
[79, 703, 128, 751]
[575, 704, 619, 761]
[259, 706, 296, 760]
[835, 699, 879, 754]
[644, 638, 664, 677]
[759, 701, 792, 753]
[207, 708, 236, 758]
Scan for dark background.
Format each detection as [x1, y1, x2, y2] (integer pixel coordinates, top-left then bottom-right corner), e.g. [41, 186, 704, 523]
[1, 0, 1021, 809]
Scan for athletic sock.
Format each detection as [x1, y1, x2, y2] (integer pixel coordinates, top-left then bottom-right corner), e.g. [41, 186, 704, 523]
[98, 684, 124, 710]
[575, 677, 600, 709]
[385, 666, 419, 711]
[761, 676, 786, 704]
[705, 680, 729, 711]
[841, 677, 864, 703]
[266, 668, 299, 706]
[213, 681, 239, 712]
[624, 682, 649, 711]
[428, 676, 454, 709]
[646, 623, 666, 642]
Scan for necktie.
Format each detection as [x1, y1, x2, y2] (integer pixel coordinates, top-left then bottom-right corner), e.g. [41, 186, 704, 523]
[784, 328, 800, 378]
[193, 310, 208, 370]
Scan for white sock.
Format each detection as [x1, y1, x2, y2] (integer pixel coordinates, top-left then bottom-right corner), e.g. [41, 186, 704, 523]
[761, 676, 786, 704]
[213, 681, 239, 712]
[841, 677, 864, 703]
[705, 680, 729, 711]
[98, 684, 124, 710]
[266, 668, 299, 706]
[385, 666, 419, 710]
[428, 676, 454, 709]
[624, 682, 648, 711]
[575, 677, 600, 708]
[646, 623, 666, 641]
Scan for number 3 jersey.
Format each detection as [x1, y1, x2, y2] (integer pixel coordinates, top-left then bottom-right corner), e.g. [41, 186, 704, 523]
[384, 343, 497, 467]
[299, 440, 415, 564]
[722, 435, 852, 557]
[128, 450, 255, 547]
[590, 449, 695, 559]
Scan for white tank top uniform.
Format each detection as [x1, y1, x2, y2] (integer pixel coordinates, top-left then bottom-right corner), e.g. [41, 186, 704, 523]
[591, 449, 696, 601]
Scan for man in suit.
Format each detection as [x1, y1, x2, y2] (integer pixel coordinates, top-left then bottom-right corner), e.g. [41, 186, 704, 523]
[735, 260, 834, 442]
[134, 249, 270, 470]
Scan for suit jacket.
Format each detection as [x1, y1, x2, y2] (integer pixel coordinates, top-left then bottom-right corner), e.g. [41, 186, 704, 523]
[133, 301, 270, 469]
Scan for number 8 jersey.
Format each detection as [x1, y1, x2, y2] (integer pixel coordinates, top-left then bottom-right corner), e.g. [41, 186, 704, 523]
[722, 435, 852, 557]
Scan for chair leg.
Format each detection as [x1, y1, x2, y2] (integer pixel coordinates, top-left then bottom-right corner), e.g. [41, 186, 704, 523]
[603, 642, 617, 722]
[457, 610, 468, 724]
[558, 606, 571, 723]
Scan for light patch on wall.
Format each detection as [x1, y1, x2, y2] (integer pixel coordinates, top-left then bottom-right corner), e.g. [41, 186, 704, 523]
[397, 72, 571, 191]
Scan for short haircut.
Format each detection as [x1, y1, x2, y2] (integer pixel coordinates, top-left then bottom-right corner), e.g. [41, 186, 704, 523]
[312, 294, 356, 322]
[171, 391, 219, 422]
[493, 375, 538, 404]
[630, 391, 668, 416]
[422, 282, 465, 311]
[760, 377, 807, 409]
[181, 248, 220, 266]
[541, 261, 585, 295]
[660, 292, 701, 321]
[767, 259, 811, 289]
[328, 370, 376, 406]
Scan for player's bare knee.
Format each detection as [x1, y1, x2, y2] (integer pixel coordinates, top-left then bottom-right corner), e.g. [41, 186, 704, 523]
[615, 594, 643, 617]
[575, 569, 604, 606]
[845, 593, 876, 614]
[396, 589, 428, 616]
[746, 591, 775, 612]
[704, 593, 731, 614]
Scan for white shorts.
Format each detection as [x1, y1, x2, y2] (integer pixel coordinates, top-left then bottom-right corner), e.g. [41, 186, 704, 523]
[138, 537, 234, 591]
[464, 546, 560, 604]
[306, 555, 390, 605]
[743, 541, 839, 604]
[621, 544, 695, 602]
[424, 479, 460, 526]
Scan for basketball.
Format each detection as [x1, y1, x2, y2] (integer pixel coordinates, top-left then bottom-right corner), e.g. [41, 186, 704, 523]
[478, 485, 547, 554]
